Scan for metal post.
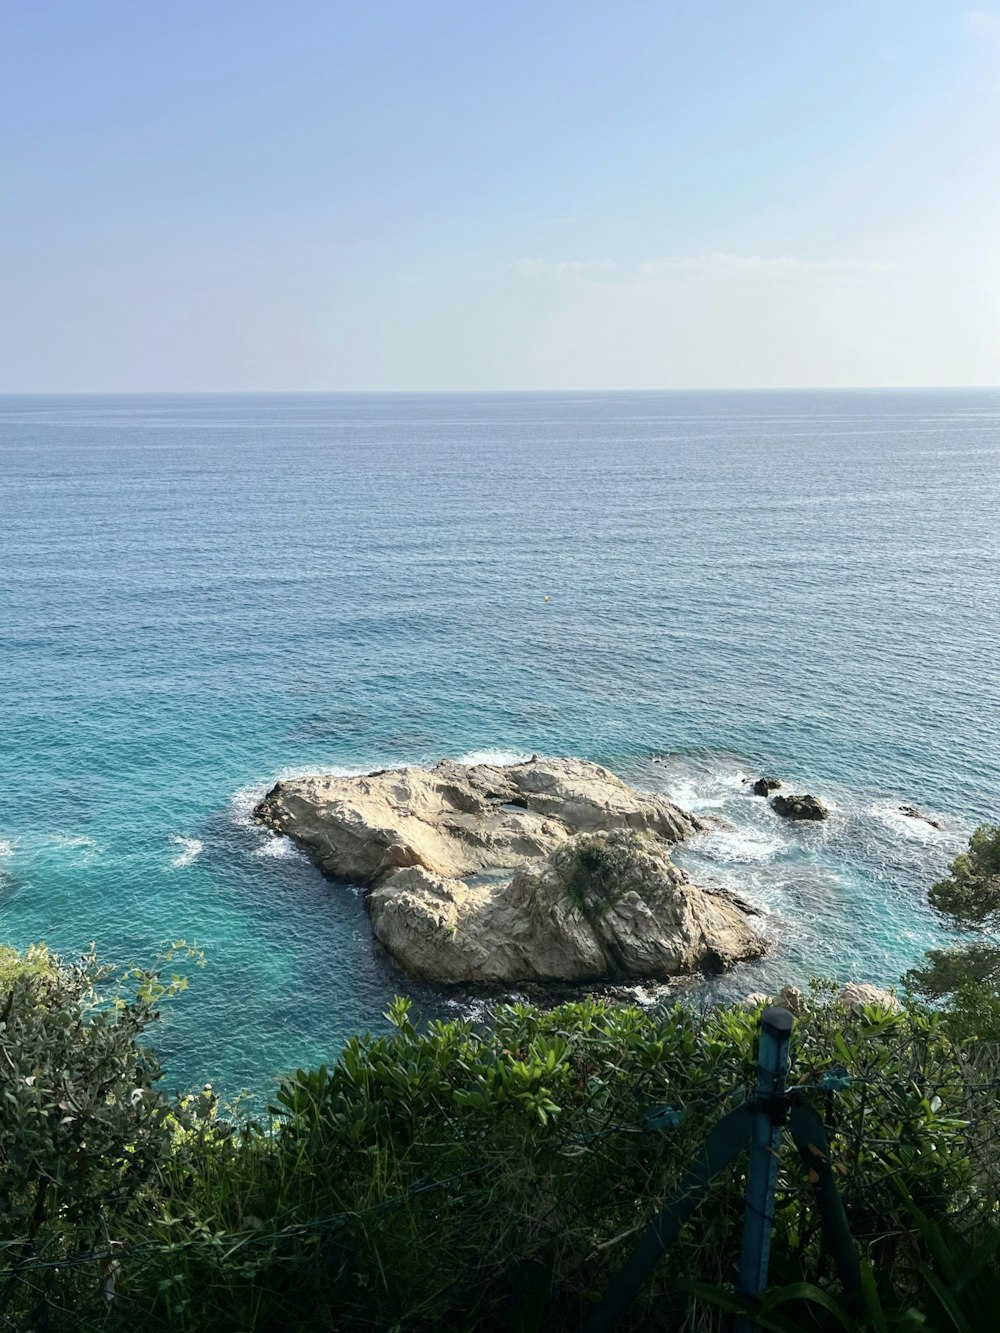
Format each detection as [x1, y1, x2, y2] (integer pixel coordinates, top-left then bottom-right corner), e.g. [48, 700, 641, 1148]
[735, 1005, 793, 1332]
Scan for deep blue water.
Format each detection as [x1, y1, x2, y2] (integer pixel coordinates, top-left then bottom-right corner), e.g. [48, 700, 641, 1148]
[2, 391, 998, 1098]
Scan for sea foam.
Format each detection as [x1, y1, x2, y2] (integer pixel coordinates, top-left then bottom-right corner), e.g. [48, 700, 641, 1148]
[169, 835, 204, 868]
[455, 749, 533, 767]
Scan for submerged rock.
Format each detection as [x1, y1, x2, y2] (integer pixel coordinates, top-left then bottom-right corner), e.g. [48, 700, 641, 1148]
[771, 793, 829, 821]
[898, 805, 943, 831]
[254, 757, 765, 985]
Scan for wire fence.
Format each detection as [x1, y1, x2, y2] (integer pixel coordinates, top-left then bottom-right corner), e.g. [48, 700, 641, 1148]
[3, 1005, 1000, 1331]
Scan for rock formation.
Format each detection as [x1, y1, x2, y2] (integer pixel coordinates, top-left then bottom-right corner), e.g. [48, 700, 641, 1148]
[771, 793, 829, 821]
[837, 981, 902, 1013]
[368, 830, 765, 984]
[254, 757, 766, 985]
[898, 805, 943, 831]
[742, 982, 901, 1015]
[750, 777, 782, 797]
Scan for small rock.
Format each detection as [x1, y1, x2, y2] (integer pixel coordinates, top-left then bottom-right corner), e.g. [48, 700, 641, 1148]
[777, 984, 805, 1014]
[771, 793, 829, 821]
[838, 982, 902, 1014]
[751, 777, 782, 797]
[739, 992, 772, 1009]
[898, 805, 942, 831]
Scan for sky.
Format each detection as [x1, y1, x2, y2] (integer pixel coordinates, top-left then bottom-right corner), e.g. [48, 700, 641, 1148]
[1, 1, 999, 391]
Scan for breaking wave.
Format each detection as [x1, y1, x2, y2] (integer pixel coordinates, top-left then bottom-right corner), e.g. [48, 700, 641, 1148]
[169, 835, 204, 868]
[455, 749, 533, 767]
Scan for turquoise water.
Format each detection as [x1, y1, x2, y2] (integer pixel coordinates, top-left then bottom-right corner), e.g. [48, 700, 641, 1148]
[2, 391, 998, 1097]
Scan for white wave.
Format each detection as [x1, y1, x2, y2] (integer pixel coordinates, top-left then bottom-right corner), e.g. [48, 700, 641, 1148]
[869, 801, 953, 842]
[692, 824, 785, 865]
[45, 834, 102, 860]
[255, 834, 305, 861]
[444, 996, 496, 1024]
[455, 749, 533, 767]
[650, 756, 755, 811]
[659, 777, 730, 811]
[229, 783, 268, 831]
[169, 835, 204, 868]
[0, 839, 16, 858]
[620, 982, 674, 1008]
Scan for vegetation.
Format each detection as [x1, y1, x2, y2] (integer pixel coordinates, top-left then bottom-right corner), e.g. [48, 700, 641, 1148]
[548, 829, 663, 914]
[0, 949, 997, 1331]
[0, 827, 998, 1329]
[907, 823, 1000, 1038]
[0, 942, 213, 1328]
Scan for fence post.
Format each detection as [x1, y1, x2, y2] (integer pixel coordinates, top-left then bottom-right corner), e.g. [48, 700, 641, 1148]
[735, 1005, 793, 1332]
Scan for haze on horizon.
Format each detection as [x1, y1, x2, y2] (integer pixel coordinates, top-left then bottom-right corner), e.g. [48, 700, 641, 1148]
[2, 1, 999, 394]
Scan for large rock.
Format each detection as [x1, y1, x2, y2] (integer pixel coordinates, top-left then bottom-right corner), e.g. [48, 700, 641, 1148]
[254, 757, 701, 886]
[771, 793, 829, 821]
[254, 757, 765, 985]
[751, 777, 782, 797]
[368, 830, 766, 984]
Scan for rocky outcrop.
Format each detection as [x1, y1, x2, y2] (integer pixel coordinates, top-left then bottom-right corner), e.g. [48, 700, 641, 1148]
[837, 982, 902, 1013]
[368, 830, 765, 984]
[741, 982, 901, 1015]
[898, 805, 943, 831]
[254, 757, 701, 885]
[751, 777, 782, 797]
[254, 757, 765, 985]
[771, 793, 829, 821]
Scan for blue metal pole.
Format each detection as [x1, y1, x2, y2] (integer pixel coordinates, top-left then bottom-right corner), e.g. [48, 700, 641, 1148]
[735, 1004, 793, 1333]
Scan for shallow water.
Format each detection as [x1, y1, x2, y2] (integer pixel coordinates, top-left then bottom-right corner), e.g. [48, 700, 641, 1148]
[1, 390, 998, 1096]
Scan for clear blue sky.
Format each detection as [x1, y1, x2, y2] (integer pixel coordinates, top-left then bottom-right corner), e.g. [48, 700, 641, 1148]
[2, 1, 998, 390]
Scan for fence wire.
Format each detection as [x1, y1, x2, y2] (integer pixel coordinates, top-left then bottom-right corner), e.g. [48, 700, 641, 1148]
[2, 1024, 999, 1332]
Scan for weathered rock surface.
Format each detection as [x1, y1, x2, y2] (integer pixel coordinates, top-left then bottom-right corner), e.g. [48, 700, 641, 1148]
[253, 757, 765, 985]
[837, 982, 902, 1013]
[368, 830, 765, 984]
[254, 757, 701, 885]
[742, 982, 901, 1015]
[771, 793, 829, 821]
[751, 777, 782, 797]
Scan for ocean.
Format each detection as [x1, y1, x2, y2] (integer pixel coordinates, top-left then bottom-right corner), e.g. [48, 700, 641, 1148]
[2, 390, 998, 1098]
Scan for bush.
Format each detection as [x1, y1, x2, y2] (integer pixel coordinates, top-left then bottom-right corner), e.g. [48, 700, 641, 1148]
[0, 949, 997, 1331]
[118, 988, 1000, 1332]
[907, 824, 1000, 1005]
[0, 943, 210, 1327]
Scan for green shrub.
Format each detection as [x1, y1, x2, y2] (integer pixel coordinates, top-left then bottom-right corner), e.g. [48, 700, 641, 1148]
[118, 988, 1000, 1332]
[0, 943, 211, 1327]
[684, 1190, 1000, 1332]
[907, 824, 1000, 1005]
[0, 944, 997, 1331]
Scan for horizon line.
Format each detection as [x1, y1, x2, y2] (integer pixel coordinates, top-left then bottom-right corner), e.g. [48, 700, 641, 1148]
[1, 385, 998, 397]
